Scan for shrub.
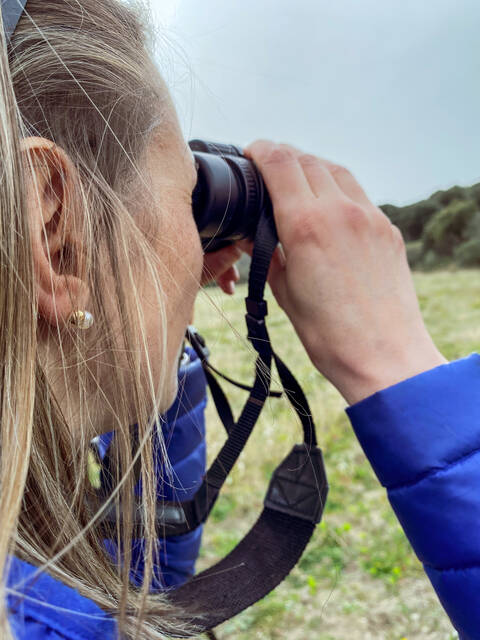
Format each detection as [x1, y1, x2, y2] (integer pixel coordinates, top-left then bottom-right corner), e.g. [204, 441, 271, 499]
[423, 199, 478, 256]
[469, 182, 480, 207]
[381, 201, 438, 242]
[405, 241, 424, 268]
[431, 185, 468, 208]
[454, 237, 480, 267]
[422, 249, 452, 271]
[407, 201, 439, 240]
[453, 211, 480, 266]
[379, 203, 399, 220]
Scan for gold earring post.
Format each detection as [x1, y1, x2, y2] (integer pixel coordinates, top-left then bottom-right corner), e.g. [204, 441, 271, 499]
[67, 310, 94, 330]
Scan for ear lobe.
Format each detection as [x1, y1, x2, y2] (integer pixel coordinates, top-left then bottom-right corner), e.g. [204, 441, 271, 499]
[22, 137, 90, 328]
[36, 272, 89, 327]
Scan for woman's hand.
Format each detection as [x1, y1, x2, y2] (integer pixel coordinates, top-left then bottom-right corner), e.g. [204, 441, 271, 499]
[243, 140, 448, 405]
[201, 244, 242, 294]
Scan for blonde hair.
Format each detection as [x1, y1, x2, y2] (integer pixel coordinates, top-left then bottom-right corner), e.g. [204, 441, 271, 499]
[0, 0, 196, 637]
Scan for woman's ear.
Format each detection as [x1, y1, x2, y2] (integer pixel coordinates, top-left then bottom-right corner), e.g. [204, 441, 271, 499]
[21, 136, 90, 328]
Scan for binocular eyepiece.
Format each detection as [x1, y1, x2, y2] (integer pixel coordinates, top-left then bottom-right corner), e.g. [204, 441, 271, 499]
[188, 139, 273, 253]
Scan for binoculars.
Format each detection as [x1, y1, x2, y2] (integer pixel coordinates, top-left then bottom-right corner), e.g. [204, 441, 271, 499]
[188, 139, 273, 253]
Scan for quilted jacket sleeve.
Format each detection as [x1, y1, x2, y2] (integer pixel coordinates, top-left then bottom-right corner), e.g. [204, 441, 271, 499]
[345, 353, 480, 640]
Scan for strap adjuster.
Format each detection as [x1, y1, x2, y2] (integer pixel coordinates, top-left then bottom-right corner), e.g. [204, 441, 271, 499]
[246, 313, 268, 342]
[245, 298, 269, 342]
[245, 297, 268, 319]
[186, 325, 210, 362]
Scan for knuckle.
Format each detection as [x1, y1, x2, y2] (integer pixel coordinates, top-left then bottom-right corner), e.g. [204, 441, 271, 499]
[372, 209, 397, 236]
[371, 213, 391, 235]
[341, 201, 368, 230]
[278, 142, 298, 152]
[250, 138, 272, 146]
[281, 201, 323, 245]
[263, 146, 297, 166]
[298, 153, 320, 167]
[244, 138, 274, 158]
[289, 215, 320, 245]
[329, 163, 353, 179]
[391, 223, 406, 248]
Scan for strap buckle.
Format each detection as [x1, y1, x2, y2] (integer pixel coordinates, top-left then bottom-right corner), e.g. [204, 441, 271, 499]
[245, 297, 269, 343]
[186, 325, 210, 362]
[245, 297, 268, 318]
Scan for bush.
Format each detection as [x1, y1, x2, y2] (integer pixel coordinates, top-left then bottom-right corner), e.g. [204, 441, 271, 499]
[422, 249, 452, 271]
[379, 203, 399, 220]
[381, 201, 438, 242]
[470, 182, 480, 207]
[431, 185, 468, 208]
[454, 237, 480, 267]
[407, 201, 439, 240]
[405, 241, 424, 268]
[423, 199, 478, 256]
[453, 211, 480, 266]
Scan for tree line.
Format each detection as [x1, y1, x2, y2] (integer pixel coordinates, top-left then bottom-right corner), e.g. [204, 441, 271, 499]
[380, 182, 480, 270]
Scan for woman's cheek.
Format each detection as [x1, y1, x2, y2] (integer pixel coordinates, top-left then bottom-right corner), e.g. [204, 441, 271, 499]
[190, 210, 204, 287]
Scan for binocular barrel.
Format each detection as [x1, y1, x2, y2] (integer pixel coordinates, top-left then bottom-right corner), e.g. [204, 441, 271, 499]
[188, 139, 273, 253]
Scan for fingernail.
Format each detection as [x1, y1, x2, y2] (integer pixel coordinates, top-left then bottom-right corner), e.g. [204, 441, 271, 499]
[227, 281, 235, 295]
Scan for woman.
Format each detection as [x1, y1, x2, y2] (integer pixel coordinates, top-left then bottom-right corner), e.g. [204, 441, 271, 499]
[1, 1, 229, 637]
[1, 0, 478, 639]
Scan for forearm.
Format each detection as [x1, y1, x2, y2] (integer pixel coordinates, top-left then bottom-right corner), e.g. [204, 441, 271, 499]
[332, 337, 448, 405]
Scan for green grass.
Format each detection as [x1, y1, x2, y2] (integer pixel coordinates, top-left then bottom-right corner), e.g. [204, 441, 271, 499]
[191, 269, 479, 640]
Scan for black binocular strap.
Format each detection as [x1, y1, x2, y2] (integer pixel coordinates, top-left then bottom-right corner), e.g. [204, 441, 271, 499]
[202, 365, 235, 435]
[169, 508, 316, 634]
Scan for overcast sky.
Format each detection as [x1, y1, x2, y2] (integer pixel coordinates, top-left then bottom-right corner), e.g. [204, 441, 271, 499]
[149, 0, 480, 206]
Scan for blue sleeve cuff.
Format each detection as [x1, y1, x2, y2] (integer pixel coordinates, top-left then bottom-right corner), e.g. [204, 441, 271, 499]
[345, 353, 480, 488]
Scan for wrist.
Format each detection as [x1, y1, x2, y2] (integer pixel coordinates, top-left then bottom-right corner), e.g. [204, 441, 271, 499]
[333, 344, 448, 406]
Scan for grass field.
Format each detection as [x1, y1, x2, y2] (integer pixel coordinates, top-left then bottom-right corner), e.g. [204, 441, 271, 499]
[191, 269, 480, 640]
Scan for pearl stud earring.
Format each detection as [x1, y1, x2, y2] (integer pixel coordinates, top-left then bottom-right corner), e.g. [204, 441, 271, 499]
[67, 310, 94, 330]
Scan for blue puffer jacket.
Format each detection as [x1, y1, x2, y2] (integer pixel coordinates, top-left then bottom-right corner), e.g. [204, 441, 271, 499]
[6, 352, 480, 639]
[97, 345, 207, 589]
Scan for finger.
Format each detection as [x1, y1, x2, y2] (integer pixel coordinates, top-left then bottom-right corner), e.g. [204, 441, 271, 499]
[216, 265, 240, 295]
[274, 143, 366, 233]
[274, 144, 347, 202]
[321, 159, 373, 209]
[276, 143, 373, 211]
[220, 264, 240, 284]
[296, 153, 346, 201]
[243, 140, 313, 217]
[201, 244, 242, 285]
[219, 279, 235, 295]
[237, 238, 254, 257]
